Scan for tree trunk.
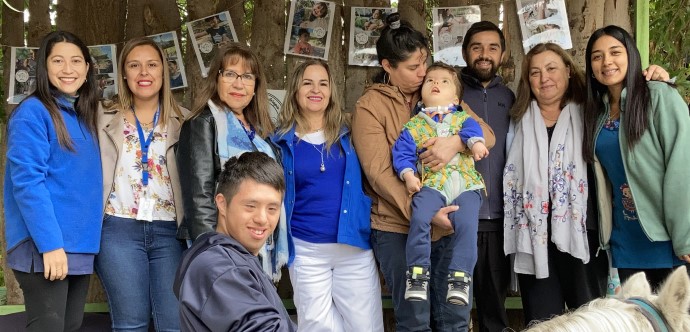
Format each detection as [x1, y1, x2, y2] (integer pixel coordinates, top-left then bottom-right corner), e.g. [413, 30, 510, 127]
[27, 0, 52, 46]
[503, 0, 522, 91]
[250, 0, 287, 89]
[566, 0, 607, 69]
[343, 0, 390, 114]
[604, 0, 632, 32]
[1, 0, 26, 305]
[55, 0, 127, 45]
[397, 0, 426, 36]
[125, 0, 183, 39]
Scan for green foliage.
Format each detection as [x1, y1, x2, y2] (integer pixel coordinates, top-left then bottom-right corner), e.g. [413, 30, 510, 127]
[649, 0, 690, 102]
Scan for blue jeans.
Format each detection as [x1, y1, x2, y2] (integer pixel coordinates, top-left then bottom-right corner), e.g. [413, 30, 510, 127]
[372, 229, 472, 331]
[407, 188, 482, 274]
[95, 215, 184, 332]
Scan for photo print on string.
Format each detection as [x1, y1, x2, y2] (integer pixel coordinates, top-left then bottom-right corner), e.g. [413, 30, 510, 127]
[432, 6, 481, 67]
[148, 31, 188, 90]
[186, 11, 239, 77]
[89, 44, 119, 102]
[8, 47, 39, 105]
[348, 7, 397, 67]
[284, 0, 336, 60]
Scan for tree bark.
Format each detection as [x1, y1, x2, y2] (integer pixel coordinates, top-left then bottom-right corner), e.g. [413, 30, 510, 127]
[567, 0, 607, 69]
[55, 0, 127, 45]
[1, 0, 26, 305]
[27, 0, 52, 46]
[397, 0, 426, 36]
[125, 0, 183, 39]
[343, 0, 390, 114]
[250, 0, 287, 89]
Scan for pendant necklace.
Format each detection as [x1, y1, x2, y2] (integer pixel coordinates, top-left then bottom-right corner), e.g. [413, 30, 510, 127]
[311, 143, 326, 172]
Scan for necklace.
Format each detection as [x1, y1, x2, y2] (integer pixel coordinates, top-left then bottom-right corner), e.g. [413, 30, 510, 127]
[310, 143, 326, 172]
[131, 109, 154, 128]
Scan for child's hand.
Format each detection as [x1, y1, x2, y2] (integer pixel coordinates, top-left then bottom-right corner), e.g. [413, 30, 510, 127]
[471, 142, 489, 161]
[403, 172, 421, 196]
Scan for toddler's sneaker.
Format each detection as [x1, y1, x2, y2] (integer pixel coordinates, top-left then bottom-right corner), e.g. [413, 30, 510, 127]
[447, 271, 471, 305]
[404, 266, 430, 301]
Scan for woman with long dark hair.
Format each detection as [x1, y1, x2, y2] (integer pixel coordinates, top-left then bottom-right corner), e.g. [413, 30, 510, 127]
[583, 25, 690, 290]
[4, 30, 102, 332]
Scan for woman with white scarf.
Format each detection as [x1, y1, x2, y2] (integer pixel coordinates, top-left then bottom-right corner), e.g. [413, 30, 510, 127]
[502, 43, 609, 324]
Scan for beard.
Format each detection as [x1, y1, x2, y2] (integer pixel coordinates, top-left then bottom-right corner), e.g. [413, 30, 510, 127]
[466, 57, 498, 83]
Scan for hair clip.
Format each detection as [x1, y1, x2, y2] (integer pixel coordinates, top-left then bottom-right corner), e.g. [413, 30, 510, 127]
[390, 20, 401, 29]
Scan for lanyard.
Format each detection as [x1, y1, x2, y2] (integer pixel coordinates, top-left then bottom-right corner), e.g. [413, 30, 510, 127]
[133, 106, 161, 187]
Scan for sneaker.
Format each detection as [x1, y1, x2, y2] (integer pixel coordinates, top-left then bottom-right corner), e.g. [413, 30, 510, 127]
[404, 266, 430, 301]
[447, 271, 471, 305]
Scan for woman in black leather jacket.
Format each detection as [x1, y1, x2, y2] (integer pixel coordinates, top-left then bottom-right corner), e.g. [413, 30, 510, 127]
[177, 43, 276, 243]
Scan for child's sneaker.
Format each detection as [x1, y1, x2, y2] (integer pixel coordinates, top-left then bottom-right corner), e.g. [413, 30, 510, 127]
[447, 271, 471, 305]
[404, 266, 430, 301]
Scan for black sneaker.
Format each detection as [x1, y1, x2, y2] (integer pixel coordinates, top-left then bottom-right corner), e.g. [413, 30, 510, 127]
[404, 266, 430, 301]
[447, 271, 471, 305]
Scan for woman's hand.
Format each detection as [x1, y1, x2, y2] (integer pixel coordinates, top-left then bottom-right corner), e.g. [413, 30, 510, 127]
[679, 254, 690, 264]
[643, 65, 670, 81]
[430, 205, 459, 231]
[43, 248, 68, 281]
[419, 135, 463, 172]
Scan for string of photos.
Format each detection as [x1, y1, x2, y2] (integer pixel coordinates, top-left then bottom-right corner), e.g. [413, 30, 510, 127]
[6, 0, 570, 105]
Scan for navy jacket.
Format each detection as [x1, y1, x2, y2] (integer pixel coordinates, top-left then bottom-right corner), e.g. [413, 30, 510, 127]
[460, 69, 515, 226]
[174, 232, 296, 332]
[271, 126, 373, 266]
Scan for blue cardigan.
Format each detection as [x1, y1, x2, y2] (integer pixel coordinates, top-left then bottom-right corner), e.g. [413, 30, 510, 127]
[4, 96, 103, 254]
[271, 126, 372, 265]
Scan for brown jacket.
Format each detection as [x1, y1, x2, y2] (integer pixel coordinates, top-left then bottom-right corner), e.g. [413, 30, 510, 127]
[97, 104, 190, 237]
[352, 83, 495, 240]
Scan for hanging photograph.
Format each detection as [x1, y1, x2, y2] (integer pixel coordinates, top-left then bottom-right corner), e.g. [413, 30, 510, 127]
[348, 7, 396, 66]
[89, 44, 119, 102]
[432, 6, 481, 67]
[517, 0, 572, 53]
[186, 11, 239, 77]
[148, 31, 188, 90]
[8, 47, 39, 105]
[284, 0, 336, 60]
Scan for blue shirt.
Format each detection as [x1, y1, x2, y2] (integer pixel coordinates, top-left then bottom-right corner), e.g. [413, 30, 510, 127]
[595, 119, 681, 268]
[290, 139, 345, 243]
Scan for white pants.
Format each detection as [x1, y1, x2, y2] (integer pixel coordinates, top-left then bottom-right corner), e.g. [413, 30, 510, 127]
[289, 238, 384, 332]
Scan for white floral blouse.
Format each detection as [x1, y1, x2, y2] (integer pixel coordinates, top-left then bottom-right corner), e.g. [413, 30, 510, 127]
[105, 119, 176, 221]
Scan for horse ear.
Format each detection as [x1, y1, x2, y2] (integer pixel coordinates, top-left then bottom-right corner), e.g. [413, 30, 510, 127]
[619, 271, 652, 298]
[655, 266, 690, 329]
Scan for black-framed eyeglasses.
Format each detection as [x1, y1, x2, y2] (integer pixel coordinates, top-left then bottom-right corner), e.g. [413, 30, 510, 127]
[219, 70, 256, 85]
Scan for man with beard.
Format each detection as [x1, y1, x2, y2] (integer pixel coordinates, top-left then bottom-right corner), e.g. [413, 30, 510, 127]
[459, 21, 514, 332]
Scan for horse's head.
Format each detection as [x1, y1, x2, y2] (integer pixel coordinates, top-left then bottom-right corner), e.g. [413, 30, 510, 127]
[524, 266, 690, 332]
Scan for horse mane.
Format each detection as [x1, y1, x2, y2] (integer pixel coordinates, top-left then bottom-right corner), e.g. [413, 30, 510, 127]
[524, 266, 690, 332]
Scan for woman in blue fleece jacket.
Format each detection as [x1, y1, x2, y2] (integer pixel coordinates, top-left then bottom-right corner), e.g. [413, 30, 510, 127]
[3, 31, 102, 332]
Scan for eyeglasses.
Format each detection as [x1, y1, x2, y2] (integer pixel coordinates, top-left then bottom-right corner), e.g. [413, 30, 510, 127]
[219, 70, 256, 85]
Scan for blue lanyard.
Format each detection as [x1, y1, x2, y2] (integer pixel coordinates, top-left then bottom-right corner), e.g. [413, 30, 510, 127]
[133, 106, 161, 186]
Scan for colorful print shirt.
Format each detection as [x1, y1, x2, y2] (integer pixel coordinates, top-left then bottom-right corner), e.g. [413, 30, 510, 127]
[105, 120, 176, 221]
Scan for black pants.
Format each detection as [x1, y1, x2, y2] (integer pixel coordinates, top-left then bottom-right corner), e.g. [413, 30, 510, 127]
[13, 270, 90, 332]
[517, 230, 608, 326]
[473, 224, 511, 332]
[618, 263, 690, 292]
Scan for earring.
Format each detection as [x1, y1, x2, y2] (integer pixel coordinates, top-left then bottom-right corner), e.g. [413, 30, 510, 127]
[592, 73, 595, 78]
[384, 72, 390, 85]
